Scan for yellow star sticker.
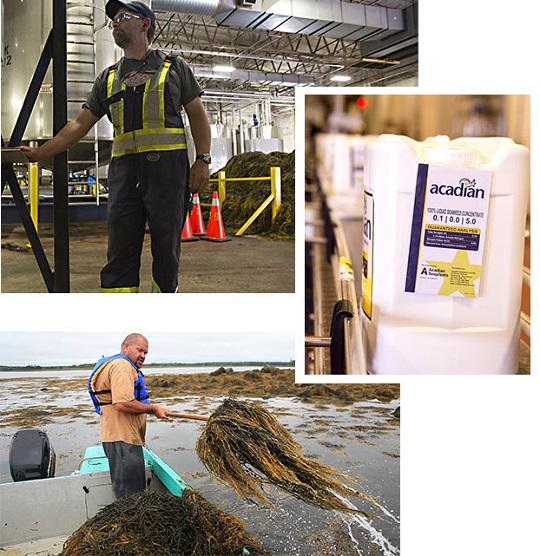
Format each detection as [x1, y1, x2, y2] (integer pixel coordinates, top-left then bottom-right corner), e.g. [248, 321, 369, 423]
[426, 250, 482, 298]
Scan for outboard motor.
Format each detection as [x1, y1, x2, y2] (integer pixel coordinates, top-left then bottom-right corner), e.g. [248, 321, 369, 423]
[9, 428, 56, 482]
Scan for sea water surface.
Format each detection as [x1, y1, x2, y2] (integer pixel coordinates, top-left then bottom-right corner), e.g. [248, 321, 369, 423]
[0, 365, 280, 380]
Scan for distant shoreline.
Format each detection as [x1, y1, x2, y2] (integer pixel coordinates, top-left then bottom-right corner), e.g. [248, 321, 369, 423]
[0, 361, 295, 372]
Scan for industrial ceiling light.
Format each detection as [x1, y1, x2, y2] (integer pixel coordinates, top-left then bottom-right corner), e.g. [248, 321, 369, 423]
[213, 65, 236, 72]
[330, 75, 352, 82]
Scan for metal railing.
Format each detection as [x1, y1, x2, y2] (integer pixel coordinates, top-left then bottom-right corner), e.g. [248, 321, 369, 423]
[208, 166, 282, 236]
[305, 188, 366, 375]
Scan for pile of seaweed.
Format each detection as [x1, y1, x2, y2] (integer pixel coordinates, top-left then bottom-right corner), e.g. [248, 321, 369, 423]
[195, 399, 379, 514]
[203, 151, 294, 239]
[148, 367, 400, 405]
[61, 489, 270, 556]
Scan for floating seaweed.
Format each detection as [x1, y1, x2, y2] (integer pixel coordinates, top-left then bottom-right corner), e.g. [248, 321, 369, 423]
[195, 399, 379, 514]
[61, 489, 271, 556]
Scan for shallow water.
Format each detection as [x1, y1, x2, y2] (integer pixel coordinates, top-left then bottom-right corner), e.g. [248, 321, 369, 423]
[0, 365, 279, 380]
[0, 377, 400, 555]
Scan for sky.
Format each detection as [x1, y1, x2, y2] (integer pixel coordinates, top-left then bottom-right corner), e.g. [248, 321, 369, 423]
[0, 330, 295, 366]
[0, 295, 297, 366]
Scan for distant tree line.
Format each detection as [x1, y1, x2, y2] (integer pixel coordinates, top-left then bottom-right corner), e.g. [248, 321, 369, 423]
[0, 360, 295, 371]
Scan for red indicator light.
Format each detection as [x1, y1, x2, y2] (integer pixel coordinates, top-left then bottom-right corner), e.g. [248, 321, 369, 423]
[356, 97, 368, 110]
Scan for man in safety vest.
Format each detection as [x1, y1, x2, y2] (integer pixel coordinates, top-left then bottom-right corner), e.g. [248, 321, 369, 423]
[21, 1, 211, 293]
[88, 332, 170, 498]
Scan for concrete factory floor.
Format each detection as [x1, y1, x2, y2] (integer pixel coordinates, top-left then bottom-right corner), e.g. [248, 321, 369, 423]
[0, 222, 295, 293]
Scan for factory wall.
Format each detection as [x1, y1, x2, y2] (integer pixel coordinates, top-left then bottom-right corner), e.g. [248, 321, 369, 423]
[360, 95, 530, 148]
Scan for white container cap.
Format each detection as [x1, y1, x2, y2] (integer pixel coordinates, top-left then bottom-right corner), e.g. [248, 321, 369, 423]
[427, 135, 480, 165]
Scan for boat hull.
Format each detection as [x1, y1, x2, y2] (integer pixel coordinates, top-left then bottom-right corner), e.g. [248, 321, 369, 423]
[0, 445, 189, 552]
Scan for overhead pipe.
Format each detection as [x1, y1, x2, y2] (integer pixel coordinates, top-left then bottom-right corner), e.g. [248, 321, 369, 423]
[151, 0, 406, 41]
[150, 0, 235, 17]
[214, 0, 405, 41]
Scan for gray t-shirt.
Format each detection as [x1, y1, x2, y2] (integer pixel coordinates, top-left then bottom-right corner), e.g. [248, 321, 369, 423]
[84, 49, 203, 121]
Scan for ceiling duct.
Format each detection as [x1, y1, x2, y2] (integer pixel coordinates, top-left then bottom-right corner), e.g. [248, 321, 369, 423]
[151, 0, 406, 41]
[150, 0, 236, 17]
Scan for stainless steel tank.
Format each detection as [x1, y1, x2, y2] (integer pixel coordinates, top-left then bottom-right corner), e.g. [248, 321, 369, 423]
[1, 0, 118, 143]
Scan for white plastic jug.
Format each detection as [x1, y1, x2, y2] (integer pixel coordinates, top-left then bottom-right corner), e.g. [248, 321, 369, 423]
[361, 134, 529, 374]
[315, 133, 378, 195]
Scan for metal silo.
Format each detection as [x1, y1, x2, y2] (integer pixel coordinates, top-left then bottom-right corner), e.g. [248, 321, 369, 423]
[1, 0, 118, 145]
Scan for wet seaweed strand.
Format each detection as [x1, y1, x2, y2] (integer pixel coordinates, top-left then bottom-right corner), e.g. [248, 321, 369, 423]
[195, 399, 380, 514]
[61, 490, 271, 556]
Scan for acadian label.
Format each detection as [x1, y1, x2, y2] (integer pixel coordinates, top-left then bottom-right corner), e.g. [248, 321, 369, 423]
[361, 191, 374, 319]
[405, 163, 492, 298]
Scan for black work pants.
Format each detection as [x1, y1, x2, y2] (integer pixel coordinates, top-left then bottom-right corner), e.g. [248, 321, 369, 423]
[100, 150, 190, 293]
[103, 441, 145, 499]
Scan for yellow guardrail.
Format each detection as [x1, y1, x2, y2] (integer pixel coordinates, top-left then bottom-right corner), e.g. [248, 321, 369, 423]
[209, 166, 282, 236]
[26, 164, 39, 249]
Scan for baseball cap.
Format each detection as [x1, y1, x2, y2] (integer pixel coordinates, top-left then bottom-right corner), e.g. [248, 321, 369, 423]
[106, 1, 156, 31]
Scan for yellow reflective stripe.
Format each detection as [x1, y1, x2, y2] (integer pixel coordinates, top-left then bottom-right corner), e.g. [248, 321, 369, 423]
[158, 61, 171, 125]
[143, 60, 170, 129]
[151, 278, 179, 293]
[112, 143, 187, 158]
[111, 128, 187, 157]
[114, 127, 185, 140]
[107, 67, 125, 136]
[106, 69, 117, 132]
[118, 83, 126, 135]
[106, 68, 115, 97]
[100, 286, 139, 293]
[142, 77, 152, 130]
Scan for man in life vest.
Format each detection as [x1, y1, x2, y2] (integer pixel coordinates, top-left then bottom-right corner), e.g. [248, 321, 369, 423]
[21, 1, 211, 293]
[88, 332, 170, 498]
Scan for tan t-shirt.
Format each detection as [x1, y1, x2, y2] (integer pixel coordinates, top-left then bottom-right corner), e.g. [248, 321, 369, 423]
[93, 358, 147, 446]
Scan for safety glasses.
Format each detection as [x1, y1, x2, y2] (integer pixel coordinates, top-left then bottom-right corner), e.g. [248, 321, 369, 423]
[108, 12, 143, 28]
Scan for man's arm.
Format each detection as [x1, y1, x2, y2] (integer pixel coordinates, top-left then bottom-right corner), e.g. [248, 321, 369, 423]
[19, 107, 100, 162]
[184, 96, 211, 195]
[114, 399, 170, 419]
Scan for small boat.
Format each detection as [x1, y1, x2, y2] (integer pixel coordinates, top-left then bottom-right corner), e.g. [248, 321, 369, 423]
[0, 428, 249, 555]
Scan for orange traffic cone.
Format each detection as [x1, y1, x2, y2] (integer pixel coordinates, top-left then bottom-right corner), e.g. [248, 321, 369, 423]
[180, 214, 199, 242]
[190, 193, 206, 236]
[202, 191, 231, 242]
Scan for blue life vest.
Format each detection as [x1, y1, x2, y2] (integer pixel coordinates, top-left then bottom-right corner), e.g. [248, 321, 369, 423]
[88, 353, 150, 415]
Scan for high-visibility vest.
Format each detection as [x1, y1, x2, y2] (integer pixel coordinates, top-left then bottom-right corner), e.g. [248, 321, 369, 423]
[88, 353, 150, 414]
[106, 54, 187, 157]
